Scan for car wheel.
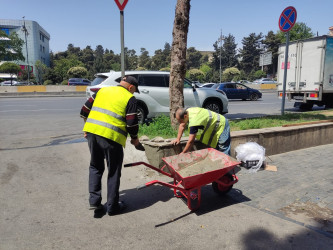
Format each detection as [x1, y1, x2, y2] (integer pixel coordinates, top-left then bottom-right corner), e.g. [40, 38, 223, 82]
[137, 104, 146, 124]
[204, 100, 223, 114]
[250, 93, 259, 101]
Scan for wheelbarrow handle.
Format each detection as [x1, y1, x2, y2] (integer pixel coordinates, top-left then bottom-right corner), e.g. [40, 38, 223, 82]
[124, 162, 172, 178]
[124, 162, 146, 168]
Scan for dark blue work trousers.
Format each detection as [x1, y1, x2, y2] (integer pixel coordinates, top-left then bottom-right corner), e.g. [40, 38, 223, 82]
[86, 132, 124, 212]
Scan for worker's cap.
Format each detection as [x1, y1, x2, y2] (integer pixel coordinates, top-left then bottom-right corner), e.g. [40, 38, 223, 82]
[123, 75, 140, 93]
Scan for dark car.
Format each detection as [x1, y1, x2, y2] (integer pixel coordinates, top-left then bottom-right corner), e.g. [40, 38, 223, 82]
[212, 82, 262, 101]
[68, 78, 91, 86]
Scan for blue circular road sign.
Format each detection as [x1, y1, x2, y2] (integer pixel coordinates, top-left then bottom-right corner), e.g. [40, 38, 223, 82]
[279, 6, 297, 32]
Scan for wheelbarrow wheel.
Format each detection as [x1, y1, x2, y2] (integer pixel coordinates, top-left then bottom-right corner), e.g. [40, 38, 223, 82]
[212, 173, 234, 195]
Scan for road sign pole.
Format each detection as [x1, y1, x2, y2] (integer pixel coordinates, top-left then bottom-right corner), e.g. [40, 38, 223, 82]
[281, 31, 290, 115]
[120, 10, 125, 78]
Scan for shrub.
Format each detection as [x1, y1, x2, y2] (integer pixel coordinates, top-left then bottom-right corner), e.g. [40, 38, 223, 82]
[222, 67, 240, 82]
[159, 67, 170, 72]
[138, 115, 179, 138]
[67, 66, 88, 78]
[187, 69, 204, 82]
[43, 80, 53, 85]
[61, 80, 68, 85]
[254, 70, 266, 79]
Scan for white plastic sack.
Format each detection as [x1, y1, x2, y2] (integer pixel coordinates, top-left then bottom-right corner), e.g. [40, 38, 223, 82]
[235, 142, 265, 173]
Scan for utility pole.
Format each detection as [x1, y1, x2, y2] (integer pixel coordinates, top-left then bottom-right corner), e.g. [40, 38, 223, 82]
[22, 16, 30, 83]
[217, 30, 224, 83]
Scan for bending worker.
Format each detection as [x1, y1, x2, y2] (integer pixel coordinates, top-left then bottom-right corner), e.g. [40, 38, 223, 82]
[172, 107, 231, 155]
[80, 76, 141, 216]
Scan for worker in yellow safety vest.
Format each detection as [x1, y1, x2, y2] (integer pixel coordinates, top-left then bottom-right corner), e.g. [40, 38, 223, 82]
[80, 75, 143, 216]
[172, 107, 231, 155]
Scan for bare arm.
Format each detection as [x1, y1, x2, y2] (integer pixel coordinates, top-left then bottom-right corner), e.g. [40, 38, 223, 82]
[181, 133, 196, 154]
[172, 122, 186, 145]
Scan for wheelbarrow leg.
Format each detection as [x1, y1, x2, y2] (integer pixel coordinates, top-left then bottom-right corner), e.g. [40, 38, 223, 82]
[173, 178, 184, 198]
[171, 179, 201, 211]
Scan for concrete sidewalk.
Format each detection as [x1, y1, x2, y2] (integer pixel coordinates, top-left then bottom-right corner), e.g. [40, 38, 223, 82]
[0, 136, 332, 249]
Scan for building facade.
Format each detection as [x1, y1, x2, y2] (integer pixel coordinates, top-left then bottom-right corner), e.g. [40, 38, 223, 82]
[0, 19, 50, 76]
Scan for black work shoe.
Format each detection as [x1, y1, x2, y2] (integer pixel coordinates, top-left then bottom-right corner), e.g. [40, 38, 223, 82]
[108, 201, 127, 216]
[89, 204, 104, 210]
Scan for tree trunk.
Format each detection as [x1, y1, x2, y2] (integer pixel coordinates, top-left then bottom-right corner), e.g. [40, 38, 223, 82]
[169, 0, 191, 128]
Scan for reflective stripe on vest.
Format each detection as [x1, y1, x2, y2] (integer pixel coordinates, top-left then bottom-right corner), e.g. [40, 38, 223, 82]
[199, 110, 212, 141]
[208, 113, 220, 146]
[83, 86, 133, 147]
[91, 106, 126, 122]
[86, 118, 127, 137]
[188, 107, 226, 148]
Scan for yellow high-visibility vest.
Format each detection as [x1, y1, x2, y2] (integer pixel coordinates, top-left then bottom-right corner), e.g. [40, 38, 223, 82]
[83, 86, 133, 147]
[187, 107, 226, 148]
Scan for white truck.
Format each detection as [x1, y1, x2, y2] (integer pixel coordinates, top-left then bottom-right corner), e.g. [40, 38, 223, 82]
[277, 35, 333, 110]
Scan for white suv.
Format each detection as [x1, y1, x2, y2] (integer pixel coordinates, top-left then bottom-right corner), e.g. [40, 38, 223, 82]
[86, 71, 229, 123]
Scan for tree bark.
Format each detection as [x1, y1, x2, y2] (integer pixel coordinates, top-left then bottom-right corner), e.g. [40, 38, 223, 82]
[169, 0, 191, 128]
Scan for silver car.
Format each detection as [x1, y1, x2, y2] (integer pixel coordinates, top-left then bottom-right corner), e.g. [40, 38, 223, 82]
[86, 71, 229, 123]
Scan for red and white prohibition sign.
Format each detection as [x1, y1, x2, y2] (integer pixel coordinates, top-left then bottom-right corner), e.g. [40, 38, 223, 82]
[114, 0, 129, 11]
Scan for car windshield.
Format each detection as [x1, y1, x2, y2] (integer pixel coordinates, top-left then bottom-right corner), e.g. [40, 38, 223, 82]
[91, 76, 108, 86]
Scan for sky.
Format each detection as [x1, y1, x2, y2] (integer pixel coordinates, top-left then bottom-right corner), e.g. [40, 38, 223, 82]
[1, 0, 332, 55]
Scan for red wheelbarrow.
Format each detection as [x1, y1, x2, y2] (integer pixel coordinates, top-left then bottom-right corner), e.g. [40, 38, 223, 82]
[124, 148, 241, 211]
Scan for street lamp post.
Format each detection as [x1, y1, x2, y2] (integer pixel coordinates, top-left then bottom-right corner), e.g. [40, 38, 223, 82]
[22, 16, 30, 83]
[217, 30, 224, 83]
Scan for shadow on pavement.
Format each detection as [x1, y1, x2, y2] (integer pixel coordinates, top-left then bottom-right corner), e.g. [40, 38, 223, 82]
[241, 226, 333, 249]
[92, 185, 174, 218]
[194, 186, 251, 216]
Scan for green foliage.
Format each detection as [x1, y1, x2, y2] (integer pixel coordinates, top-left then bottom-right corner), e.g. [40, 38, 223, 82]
[43, 80, 53, 85]
[222, 67, 240, 82]
[186, 69, 204, 82]
[67, 66, 88, 78]
[263, 31, 282, 76]
[186, 47, 202, 69]
[35, 60, 47, 84]
[137, 113, 332, 139]
[212, 34, 238, 72]
[277, 22, 314, 43]
[42, 23, 316, 85]
[110, 63, 121, 71]
[136, 67, 146, 71]
[138, 48, 151, 69]
[0, 62, 21, 74]
[138, 115, 179, 138]
[54, 57, 84, 81]
[229, 113, 330, 131]
[0, 31, 25, 61]
[61, 80, 68, 85]
[254, 70, 266, 79]
[200, 64, 211, 74]
[159, 67, 170, 72]
[239, 33, 263, 74]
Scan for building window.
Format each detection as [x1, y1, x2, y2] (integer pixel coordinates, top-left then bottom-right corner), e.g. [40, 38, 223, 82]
[40, 33, 45, 42]
[43, 46, 45, 53]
